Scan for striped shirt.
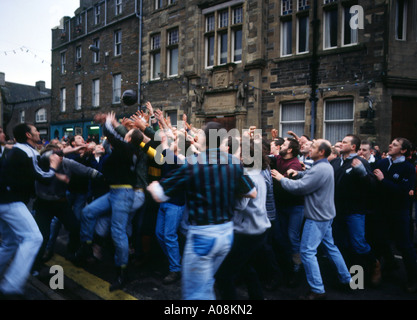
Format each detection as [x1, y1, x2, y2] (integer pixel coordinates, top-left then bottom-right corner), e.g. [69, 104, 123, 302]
[159, 149, 255, 226]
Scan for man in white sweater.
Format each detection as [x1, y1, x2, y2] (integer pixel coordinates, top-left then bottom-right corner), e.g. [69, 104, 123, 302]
[271, 139, 352, 300]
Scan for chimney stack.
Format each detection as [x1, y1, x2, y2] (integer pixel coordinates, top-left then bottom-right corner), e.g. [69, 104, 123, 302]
[36, 80, 46, 91]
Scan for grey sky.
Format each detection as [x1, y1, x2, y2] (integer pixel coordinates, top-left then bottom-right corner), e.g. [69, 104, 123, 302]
[0, 0, 79, 88]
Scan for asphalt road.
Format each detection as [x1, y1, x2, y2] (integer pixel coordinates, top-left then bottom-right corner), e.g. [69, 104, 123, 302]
[27, 230, 417, 302]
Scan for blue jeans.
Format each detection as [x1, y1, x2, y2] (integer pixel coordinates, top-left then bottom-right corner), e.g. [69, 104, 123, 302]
[155, 202, 185, 272]
[334, 213, 371, 255]
[67, 192, 88, 221]
[301, 219, 351, 294]
[81, 187, 134, 267]
[182, 222, 233, 300]
[0, 202, 43, 294]
[94, 189, 145, 238]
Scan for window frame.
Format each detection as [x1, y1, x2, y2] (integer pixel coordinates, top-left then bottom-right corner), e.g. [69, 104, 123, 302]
[342, 5, 359, 47]
[297, 15, 309, 54]
[395, 0, 408, 41]
[279, 101, 306, 137]
[94, 5, 101, 25]
[75, 83, 82, 110]
[19, 110, 25, 124]
[112, 74, 122, 104]
[35, 108, 47, 123]
[203, 3, 244, 69]
[93, 38, 100, 63]
[114, 30, 122, 56]
[281, 19, 293, 57]
[323, 6, 339, 50]
[92, 79, 100, 108]
[60, 51, 66, 75]
[323, 98, 355, 144]
[167, 28, 179, 77]
[115, 0, 123, 16]
[60, 88, 66, 112]
[150, 33, 161, 80]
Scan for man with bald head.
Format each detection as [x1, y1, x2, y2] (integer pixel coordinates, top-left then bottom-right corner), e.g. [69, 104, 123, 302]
[272, 139, 351, 300]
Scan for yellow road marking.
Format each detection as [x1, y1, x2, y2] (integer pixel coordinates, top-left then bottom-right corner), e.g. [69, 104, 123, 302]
[45, 254, 138, 300]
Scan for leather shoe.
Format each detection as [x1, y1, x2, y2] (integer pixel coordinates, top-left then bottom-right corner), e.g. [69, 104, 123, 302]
[299, 291, 327, 300]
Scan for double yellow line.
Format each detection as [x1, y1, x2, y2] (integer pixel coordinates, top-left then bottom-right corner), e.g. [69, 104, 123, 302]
[45, 254, 138, 300]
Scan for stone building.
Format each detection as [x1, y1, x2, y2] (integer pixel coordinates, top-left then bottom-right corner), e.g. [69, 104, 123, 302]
[51, 0, 417, 149]
[50, 0, 141, 142]
[0, 72, 51, 141]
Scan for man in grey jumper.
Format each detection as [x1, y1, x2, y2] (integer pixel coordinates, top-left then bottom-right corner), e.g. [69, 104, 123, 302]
[271, 139, 351, 300]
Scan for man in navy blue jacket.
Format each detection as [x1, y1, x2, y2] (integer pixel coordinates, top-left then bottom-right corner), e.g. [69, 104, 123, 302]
[331, 134, 380, 285]
[0, 123, 61, 298]
[373, 137, 417, 292]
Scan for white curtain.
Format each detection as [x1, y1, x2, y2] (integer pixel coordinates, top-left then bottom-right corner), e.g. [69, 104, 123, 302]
[324, 100, 354, 144]
[281, 20, 292, 56]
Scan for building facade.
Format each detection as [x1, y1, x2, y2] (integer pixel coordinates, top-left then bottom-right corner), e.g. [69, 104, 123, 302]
[0, 72, 51, 141]
[51, 0, 141, 142]
[51, 0, 417, 149]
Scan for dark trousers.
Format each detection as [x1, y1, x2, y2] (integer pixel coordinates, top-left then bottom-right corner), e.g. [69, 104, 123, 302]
[377, 209, 417, 283]
[33, 198, 80, 269]
[215, 232, 266, 300]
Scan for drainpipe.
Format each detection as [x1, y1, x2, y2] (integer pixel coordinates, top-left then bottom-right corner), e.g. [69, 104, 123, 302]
[309, 0, 319, 140]
[136, 0, 143, 109]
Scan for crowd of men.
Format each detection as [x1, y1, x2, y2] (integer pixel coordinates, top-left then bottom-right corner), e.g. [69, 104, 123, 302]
[0, 103, 416, 300]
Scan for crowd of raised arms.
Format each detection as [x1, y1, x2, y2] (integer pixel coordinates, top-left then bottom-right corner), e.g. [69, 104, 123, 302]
[0, 101, 416, 300]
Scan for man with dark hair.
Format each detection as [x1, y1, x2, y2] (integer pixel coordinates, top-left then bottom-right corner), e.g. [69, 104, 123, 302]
[0, 123, 61, 298]
[272, 139, 351, 300]
[331, 134, 381, 285]
[373, 137, 417, 292]
[147, 122, 256, 300]
[76, 112, 144, 292]
[272, 137, 304, 281]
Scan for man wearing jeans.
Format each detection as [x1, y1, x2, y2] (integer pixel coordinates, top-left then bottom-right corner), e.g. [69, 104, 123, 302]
[0, 123, 61, 298]
[76, 113, 144, 292]
[272, 139, 351, 300]
[147, 122, 256, 300]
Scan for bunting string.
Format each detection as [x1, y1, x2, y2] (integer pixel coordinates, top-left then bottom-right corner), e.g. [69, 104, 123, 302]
[1, 45, 51, 65]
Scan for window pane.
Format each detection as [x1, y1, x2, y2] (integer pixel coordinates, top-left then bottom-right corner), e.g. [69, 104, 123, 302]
[282, 103, 305, 121]
[219, 11, 228, 28]
[61, 88, 66, 112]
[324, 9, 338, 48]
[281, 102, 305, 137]
[325, 122, 353, 144]
[396, 0, 406, 40]
[282, 123, 305, 137]
[152, 52, 161, 79]
[219, 33, 228, 64]
[324, 100, 354, 144]
[298, 16, 309, 53]
[282, 0, 293, 15]
[298, 0, 310, 11]
[344, 6, 358, 45]
[325, 100, 353, 120]
[233, 7, 243, 24]
[113, 75, 121, 103]
[206, 14, 215, 32]
[168, 29, 179, 45]
[169, 48, 178, 76]
[92, 80, 100, 107]
[207, 35, 214, 66]
[75, 84, 82, 110]
[282, 20, 292, 55]
[233, 29, 242, 61]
